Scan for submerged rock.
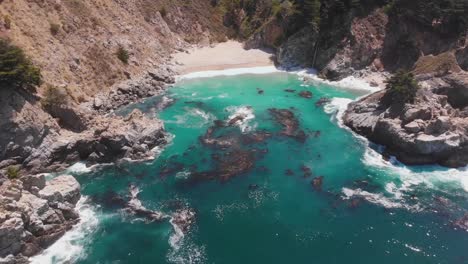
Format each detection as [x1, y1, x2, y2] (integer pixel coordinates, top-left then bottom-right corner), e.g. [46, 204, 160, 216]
[311, 176, 324, 191]
[269, 108, 307, 142]
[453, 214, 468, 232]
[299, 91, 313, 99]
[315, 97, 331, 107]
[125, 185, 165, 222]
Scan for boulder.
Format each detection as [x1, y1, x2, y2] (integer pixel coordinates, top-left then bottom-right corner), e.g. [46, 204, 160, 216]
[40, 175, 80, 205]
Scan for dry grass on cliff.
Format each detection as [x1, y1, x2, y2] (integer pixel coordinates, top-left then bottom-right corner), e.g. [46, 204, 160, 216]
[0, 0, 227, 103]
[413, 52, 462, 76]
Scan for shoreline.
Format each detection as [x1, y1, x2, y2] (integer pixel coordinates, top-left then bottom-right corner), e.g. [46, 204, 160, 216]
[172, 40, 388, 92]
[172, 41, 275, 75]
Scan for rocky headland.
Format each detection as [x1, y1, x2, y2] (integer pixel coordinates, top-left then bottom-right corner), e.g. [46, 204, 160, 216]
[344, 72, 468, 167]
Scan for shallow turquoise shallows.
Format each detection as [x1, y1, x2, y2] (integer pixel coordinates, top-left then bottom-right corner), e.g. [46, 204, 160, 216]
[51, 72, 468, 264]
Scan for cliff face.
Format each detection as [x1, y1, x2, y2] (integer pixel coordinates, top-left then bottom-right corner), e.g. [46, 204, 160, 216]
[0, 0, 226, 100]
[0, 0, 228, 175]
[344, 72, 468, 167]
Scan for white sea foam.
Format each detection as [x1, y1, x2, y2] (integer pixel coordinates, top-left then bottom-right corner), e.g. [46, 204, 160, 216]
[66, 162, 92, 174]
[323, 98, 353, 127]
[226, 105, 256, 133]
[342, 187, 421, 211]
[294, 68, 382, 92]
[30, 197, 99, 264]
[363, 147, 468, 193]
[168, 107, 215, 128]
[169, 217, 185, 251]
[178, 66, 280, 80]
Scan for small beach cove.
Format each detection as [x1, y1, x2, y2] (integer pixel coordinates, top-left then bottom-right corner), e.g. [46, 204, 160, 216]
[32, 64, 468, 263]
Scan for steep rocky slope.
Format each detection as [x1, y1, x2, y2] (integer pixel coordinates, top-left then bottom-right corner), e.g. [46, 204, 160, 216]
[344, 72, 468, 167]
[0, 0, 226, 99]
[0, 0, 227, 176]
[0, 175, 81, 262]
[0, 2, 227, 260]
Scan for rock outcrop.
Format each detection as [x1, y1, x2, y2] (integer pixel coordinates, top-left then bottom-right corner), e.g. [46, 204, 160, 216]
[344, 72, 468, 167]
[23, 109, 167, 174]
[0, 175, 81, 262]
[91, 67, 176, 112]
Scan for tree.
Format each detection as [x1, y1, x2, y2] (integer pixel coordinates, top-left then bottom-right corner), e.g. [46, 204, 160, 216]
[382, 70, 420, 105]
[304, 0, 321, 32]
[0, 39, 42, 91]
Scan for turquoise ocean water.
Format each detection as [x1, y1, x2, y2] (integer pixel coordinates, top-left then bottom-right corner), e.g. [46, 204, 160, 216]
[32, 72, 468, 264]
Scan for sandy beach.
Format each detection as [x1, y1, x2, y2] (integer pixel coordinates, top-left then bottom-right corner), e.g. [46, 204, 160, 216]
[172, 41, 275, 74]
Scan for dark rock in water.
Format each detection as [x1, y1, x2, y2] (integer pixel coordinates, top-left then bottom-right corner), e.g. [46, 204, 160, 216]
[311, 176, 324, 191]
[315, 97, 331, 107]
[184, 101, 205, 108]
[453, 214, 468, 231]
[311, 130, 321, 138]
[299, 91, 313, 99]
[125, 185, 165, 222]
[218, 150, 255, 182]
[248, 184, 260, 190]
[256, 165, 269, 173]
[171, 208, 196, 233]
[93, 190, 127, 209]
[348, 198, 363, 209]
[228, 115, 245, 126]
[284, 89, 296, 93]
[301, 165, 312, 178]
[186, 150, 256, 184]
[257, 88, 265, 94]
[285, 169, 295, 176]
[159, 161, 185, 179]
[240, 131, 272, 145]
[269, 108, 308, 142]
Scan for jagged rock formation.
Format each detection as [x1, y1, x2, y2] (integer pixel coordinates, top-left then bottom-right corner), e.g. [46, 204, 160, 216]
[0, 175, 81, 262]
[344, 72, 468, 167]
[0, 88, 168, 174]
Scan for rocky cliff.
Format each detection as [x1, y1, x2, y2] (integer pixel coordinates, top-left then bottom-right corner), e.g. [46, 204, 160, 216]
[0, 0, 226, 175]
[233, 0, 468, 166]
[344, 72, 468, 167]
[0, 175, 81, 262]
[0, 1, 227, 260]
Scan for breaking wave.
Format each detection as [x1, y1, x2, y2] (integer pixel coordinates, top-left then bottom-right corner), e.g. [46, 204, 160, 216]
[30, 197, 99, 264]
[226, 105, 257, 133]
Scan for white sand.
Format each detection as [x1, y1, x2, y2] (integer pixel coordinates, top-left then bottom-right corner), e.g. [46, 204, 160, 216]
[172, 41, 274, 74]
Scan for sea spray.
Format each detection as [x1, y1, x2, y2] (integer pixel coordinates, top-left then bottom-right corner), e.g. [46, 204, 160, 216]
[226, 105, 256, 133]
[29, 198, 99, 264]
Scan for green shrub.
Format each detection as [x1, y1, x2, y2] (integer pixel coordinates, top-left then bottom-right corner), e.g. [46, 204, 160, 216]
[0, 39, 42, 91]
[50, 23, 60, 36]
[6, 166, 20, 179]
[159, 6, 167, 17]
[116, 46, 129, 65]
[382, 70, 420, 105]
[4, 15, 11, 29]
[41, 85, 67, 108]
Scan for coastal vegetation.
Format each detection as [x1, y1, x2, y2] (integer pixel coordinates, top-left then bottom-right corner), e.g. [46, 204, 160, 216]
[41, 85, 68, 109]
[0, 39, 41, 91]
[6, 165, 20, 179]
[382, 70, 419, 105]
[116, 46, 130, 65]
